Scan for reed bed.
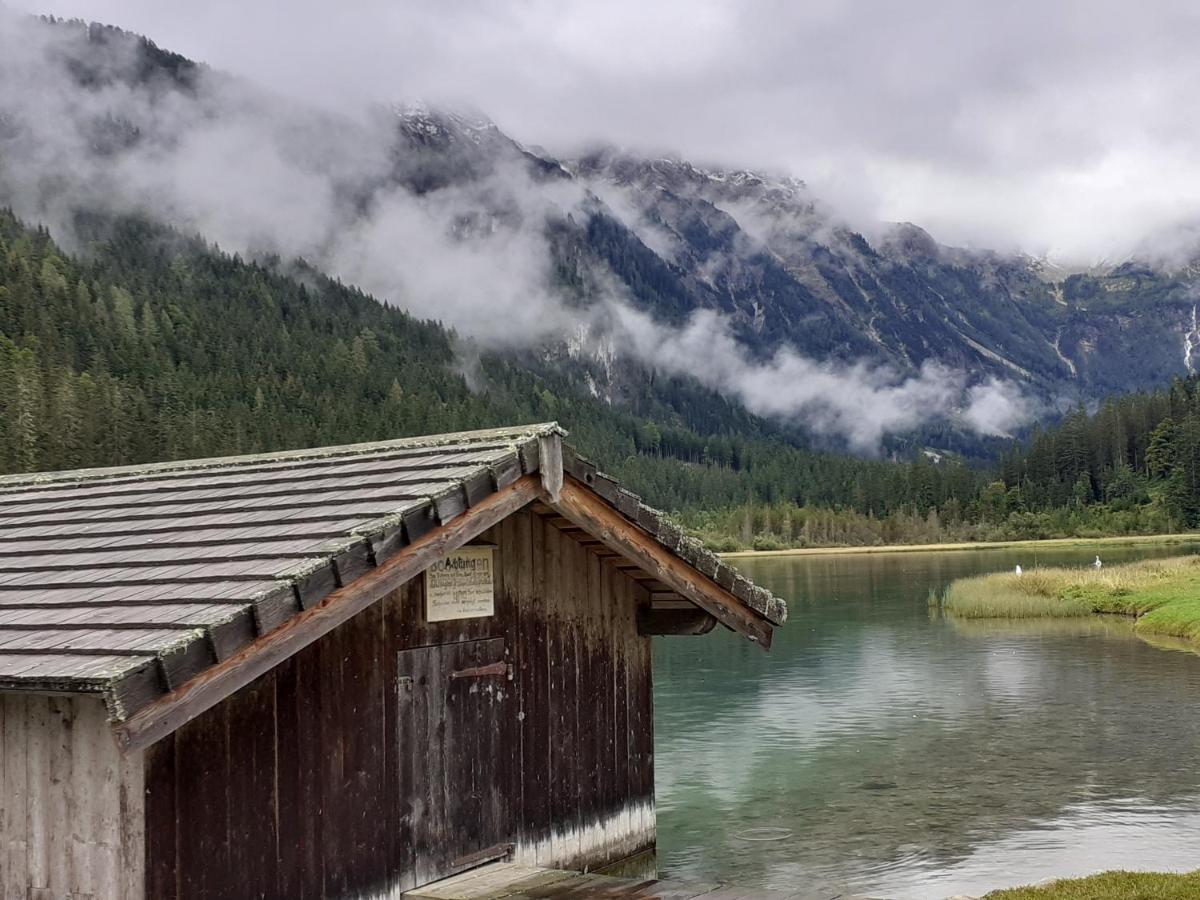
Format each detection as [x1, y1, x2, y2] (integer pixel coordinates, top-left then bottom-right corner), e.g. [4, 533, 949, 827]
[940, 555, 1200, 644]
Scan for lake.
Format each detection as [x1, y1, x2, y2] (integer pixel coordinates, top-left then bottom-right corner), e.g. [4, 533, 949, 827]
[653, 543, 1200, 898]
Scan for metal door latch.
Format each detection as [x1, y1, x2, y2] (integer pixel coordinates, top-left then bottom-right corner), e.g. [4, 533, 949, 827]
[449, 661, 511, 680]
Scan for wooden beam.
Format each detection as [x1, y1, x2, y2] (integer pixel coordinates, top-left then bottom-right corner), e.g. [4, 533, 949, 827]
[110, 475, 543, 754]
[538, 433, 563, 502]
[547, 478, 773, 649]
[649, 593, 689, 606]
[638, 606, 717, 636]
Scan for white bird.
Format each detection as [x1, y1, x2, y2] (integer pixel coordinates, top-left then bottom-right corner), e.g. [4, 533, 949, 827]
[1015, 564, 1023, 576]
[1094, 555, 1103, 570]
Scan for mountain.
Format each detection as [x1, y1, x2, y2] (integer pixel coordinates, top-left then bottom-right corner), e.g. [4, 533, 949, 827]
[0, 207, 987, 531]
[382, 103, 1200, 401]
[566, 148, 1199, 398]
[2, 13, 1200, 456]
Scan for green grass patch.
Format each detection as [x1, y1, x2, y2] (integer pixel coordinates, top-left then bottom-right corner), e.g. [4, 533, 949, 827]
[941, 556, 1200, 647]
[984, 869, 1200, 899]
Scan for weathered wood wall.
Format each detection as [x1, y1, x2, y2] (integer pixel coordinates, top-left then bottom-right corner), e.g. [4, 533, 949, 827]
[0, 694, 145, 900]
[143, 506, 655, 900]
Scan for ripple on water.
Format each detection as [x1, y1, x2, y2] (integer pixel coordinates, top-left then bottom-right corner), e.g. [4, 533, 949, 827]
[871, 795, 1200, 899]
[653, 543, 1200, 896]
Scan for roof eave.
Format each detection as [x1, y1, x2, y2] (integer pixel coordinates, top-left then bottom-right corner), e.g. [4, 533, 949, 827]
[547, 476, 779, 649]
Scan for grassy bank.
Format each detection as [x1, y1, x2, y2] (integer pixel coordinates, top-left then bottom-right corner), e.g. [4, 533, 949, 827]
[983, 869, 1200, 898]
[719, 533, 1199, 559]
[940, 555, 1200, 645]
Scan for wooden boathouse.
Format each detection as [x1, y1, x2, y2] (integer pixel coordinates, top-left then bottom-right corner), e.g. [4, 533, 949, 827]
[0, 424, 786, 899]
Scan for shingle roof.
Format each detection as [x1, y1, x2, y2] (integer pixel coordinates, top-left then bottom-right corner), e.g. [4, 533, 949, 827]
[0, 423, 785, 722]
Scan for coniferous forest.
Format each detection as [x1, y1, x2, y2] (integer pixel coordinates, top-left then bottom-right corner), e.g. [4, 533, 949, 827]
[1, 207, 1198, 550]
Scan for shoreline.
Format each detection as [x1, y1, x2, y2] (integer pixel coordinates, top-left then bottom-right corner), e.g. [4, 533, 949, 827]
[719, 532, 1200, 559]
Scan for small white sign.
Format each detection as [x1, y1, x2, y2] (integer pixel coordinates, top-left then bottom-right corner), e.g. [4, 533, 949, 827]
[425, 546, 496, 622]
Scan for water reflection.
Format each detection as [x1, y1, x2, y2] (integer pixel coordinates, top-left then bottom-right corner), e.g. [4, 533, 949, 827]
[653, 543, 1200, 897]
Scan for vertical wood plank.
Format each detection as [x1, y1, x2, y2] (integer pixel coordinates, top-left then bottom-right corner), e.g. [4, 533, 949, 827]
[175, 698, 230, 899]
[361, 597, 394, 899]
[328, 614, 355, 897]
[350, 600, 388, 897]
[509, 510, 534, 860]
[515, 509, 535, 617]
[1, 695, 28, 899]
[320, 619, 349, 898]
[603, 555, 620, 853]
[25, 695, 49, 891]
[226, 676, 279, 899]
[381, 587, 402, 896]
[117, 731, 146, 900]
[294, 641, 326, 897]
[525, 513, 552, 863]
[0, 697, 5, 886]
[67, 696, 93, 896]
[272, 655, 305, 900]
[624, 569, 645, 852]
[422, 643, 448, 886]
[622, 568, 639, 849]
[389, 584, 419, 893]
[496, 516, 521, 854]
[546, 526, 573, 866]
[143, 735, 177, 900]
[452, 640, 484, 867]
[69, 698, 108, 897]
[627, 576, 655, 849]
[565, 536, 585, 867]
[587, 549, 612, 862]
[44, 696, 72, 896]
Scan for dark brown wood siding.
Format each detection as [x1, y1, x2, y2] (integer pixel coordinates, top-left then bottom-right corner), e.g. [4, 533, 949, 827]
[143, 506, 655, 900]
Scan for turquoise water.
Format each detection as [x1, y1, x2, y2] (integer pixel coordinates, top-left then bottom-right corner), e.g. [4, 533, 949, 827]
[653, 544, 1200, 898]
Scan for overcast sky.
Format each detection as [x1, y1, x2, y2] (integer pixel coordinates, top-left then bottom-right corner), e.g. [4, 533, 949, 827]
[12, 0, 1200, 261]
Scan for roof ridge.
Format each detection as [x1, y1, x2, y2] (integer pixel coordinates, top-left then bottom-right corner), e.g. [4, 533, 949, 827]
[0, 423, 564, 491]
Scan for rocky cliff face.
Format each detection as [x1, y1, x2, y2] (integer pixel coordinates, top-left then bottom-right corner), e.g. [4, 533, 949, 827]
[384, 102, 1200, 404]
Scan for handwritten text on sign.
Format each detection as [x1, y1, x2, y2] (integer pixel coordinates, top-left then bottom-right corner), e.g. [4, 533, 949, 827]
[425, 546, 496, 621]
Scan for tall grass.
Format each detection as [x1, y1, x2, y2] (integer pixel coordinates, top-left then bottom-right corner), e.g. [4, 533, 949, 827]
[984, 869, 1200, 899]
[942, 556, 1200, 640]
[943, 577, 1091, 618]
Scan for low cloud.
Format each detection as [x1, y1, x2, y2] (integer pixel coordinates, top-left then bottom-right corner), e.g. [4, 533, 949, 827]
[962, 378, 1034, 439]
[610, 307, 1031, 452]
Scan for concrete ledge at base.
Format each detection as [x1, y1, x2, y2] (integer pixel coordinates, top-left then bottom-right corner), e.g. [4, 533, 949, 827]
[403, 860, 889, 899]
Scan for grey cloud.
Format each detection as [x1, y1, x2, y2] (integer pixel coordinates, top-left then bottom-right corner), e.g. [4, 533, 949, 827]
[15, 0, 1200, 260]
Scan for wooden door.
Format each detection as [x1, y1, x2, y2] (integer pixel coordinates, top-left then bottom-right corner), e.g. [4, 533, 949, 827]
[397, 637, 514, 889]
